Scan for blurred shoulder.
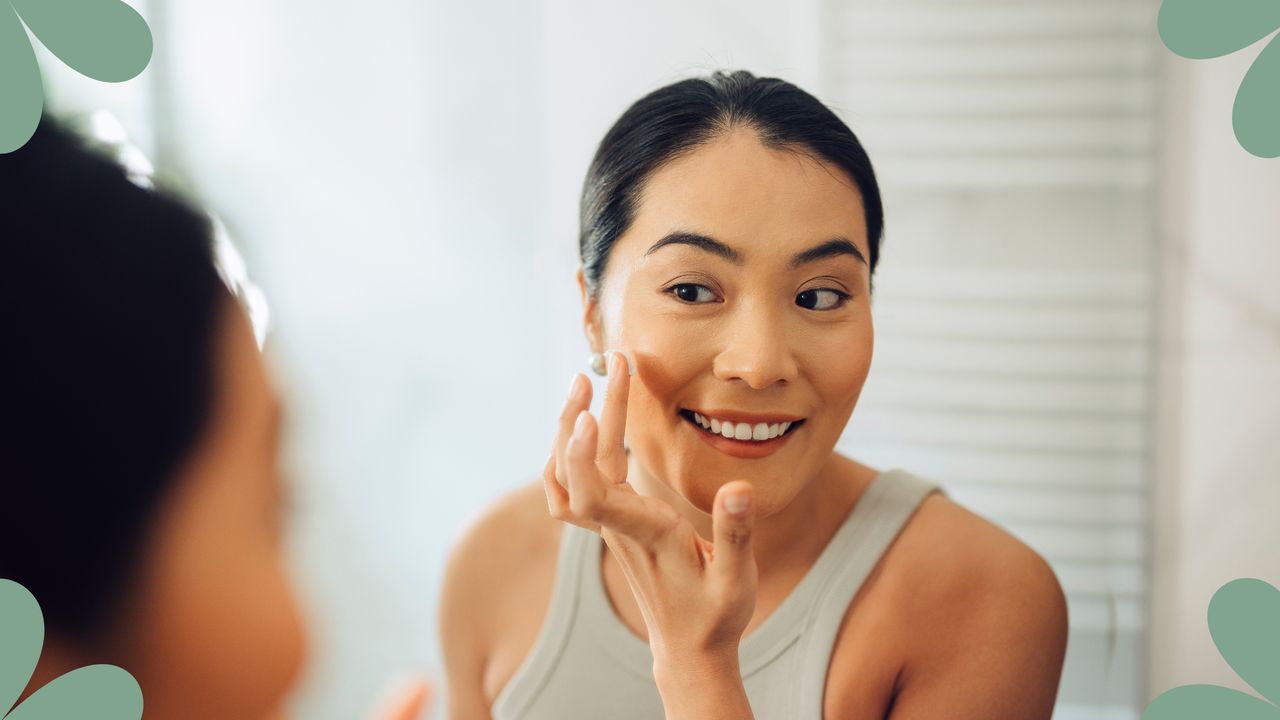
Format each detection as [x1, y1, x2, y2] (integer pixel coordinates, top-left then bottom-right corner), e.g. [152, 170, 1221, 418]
[439, 478, 563, 656]
[442, 478, 563, 609]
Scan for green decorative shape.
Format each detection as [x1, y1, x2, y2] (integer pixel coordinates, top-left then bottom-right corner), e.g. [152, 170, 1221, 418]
[9, 0, 152, 82]
[1235, 35, 1280, 158]
[1143, 578, 1280, 719]
[0, 580, 44, 716]
[0, 0, 153, 153]
[1158, 0, 1280, 158]
[0, 3, 43, 153]
[1208, 578, 1280, 705]
[0, 579, 143, 720]
[5, 666, 142, 720]
[1158, 0, 1280, 59]
[1143, 684, 1280, 719]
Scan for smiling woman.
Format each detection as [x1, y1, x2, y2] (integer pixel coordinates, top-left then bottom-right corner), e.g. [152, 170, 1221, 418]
[440, 70, 1069, 720]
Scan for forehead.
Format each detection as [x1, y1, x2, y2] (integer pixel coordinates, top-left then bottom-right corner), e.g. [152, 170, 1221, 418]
[620, 127, 869, 263]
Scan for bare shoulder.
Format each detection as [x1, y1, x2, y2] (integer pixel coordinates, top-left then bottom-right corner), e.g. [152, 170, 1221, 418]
[439, 479, 564, 713]
[884, 490, 1069, 717]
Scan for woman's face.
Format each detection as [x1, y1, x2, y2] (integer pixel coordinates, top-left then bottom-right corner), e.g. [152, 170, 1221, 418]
[582, 128, 875, 516]
[110, 298, 307, 719]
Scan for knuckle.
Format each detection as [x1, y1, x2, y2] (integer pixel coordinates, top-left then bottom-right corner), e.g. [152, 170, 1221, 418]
[724, 527, 751, 547]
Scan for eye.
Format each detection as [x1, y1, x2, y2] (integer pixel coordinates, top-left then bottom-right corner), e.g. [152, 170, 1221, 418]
[667, 283, 718, 304]
[796, 288, 850, 311]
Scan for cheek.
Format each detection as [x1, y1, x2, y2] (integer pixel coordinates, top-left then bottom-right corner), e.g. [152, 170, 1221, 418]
[811, 320, 874, 418]
[615, 320, 710, 429]
[121, 486, 307, 719]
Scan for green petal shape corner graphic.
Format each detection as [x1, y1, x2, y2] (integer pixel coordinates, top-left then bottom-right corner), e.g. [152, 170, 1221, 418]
[5, 665, 142, 720]
[1158, 0, 1280, 59]
[1208, 578, 1280, 706]
[1143, 684, 1280, 719]
[1234, 35, 1280, 158]
[0, 3, 43, 154]
[9, 0, 153, 83]
[0, 580, 44, 717]
[0, 579, 143, 720]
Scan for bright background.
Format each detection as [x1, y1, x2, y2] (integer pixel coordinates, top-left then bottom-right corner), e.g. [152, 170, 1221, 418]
[35, 1, 1280, 718]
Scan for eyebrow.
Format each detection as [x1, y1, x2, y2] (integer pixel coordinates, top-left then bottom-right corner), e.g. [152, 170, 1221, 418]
[645, 232, 741, 263]
[788, 237, 867, 269]
[644, 231, 866, 269]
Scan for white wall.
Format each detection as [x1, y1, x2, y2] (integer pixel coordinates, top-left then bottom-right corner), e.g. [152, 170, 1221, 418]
[153, 1, 820, 717]
[1149, 44, 1280, 699]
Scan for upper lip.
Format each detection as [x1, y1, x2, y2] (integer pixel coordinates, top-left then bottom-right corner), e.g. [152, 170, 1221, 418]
[683, 407, 806, 424]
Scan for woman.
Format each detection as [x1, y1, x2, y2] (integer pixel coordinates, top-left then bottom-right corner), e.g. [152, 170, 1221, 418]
[440, 71, 1068, 719]
[0, 118, 426, 720]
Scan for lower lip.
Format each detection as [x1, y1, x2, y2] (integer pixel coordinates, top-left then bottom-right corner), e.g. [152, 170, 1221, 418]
[683, 416, 800, 459]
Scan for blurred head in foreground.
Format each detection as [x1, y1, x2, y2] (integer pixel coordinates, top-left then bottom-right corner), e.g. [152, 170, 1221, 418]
[0, 117, 306, 719]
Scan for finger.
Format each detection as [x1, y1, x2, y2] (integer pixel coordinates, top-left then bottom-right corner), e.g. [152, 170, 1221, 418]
[555, 373, 592, 489]
[565, 409, 608, 523]
[710, 481, 756, 586]
[596, 351, 631, 483]
[542, 449, 568, 513]
[364, 675, 431, 720]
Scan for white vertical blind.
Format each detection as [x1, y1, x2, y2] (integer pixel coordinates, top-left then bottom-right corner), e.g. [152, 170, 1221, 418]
[824, 0, 1160, 716]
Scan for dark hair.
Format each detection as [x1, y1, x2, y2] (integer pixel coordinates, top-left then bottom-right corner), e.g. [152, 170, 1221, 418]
[0, 117, 226, 642]
[579, 69, 884, 298]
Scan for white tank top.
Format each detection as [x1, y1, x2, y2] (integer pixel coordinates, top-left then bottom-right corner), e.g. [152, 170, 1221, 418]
[494, 468, 947, 712]
[492, 468, 944, 719]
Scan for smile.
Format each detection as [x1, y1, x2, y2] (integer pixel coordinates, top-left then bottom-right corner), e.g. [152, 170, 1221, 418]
[677, 408, 806, 459]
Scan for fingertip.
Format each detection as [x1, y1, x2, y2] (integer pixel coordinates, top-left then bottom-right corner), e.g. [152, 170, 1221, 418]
[719, 481, 753, 517]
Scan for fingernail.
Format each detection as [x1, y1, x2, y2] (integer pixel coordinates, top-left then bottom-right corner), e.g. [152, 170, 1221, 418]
[725, 492, 751, 515]
[607, 350, 635, 377]
[573, 410, 590, 435]
[568, 374, 582, 396]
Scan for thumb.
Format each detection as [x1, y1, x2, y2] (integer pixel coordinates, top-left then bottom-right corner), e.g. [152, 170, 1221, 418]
[365, 674, 432, 720]
[711, 480, 756, 583]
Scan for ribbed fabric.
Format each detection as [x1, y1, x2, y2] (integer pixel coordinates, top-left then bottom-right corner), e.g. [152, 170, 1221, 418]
[492, 468, 944, 719]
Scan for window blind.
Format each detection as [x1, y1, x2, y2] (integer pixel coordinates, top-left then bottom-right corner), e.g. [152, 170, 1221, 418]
[822, 0, 1159, 716]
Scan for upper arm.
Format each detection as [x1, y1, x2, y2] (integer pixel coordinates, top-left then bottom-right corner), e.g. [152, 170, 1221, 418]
[439, 513, 498, 720]
[438, 480, 559, 720]
[888, 530, 1069, 719]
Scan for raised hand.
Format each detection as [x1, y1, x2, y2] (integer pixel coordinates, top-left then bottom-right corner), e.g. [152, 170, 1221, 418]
[543, 351, 758, 719]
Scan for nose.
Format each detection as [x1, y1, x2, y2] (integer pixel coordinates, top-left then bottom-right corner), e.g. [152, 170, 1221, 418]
[711, 302, 800, 390]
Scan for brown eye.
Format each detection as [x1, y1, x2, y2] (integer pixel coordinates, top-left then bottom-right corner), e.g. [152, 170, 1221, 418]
[796, 288, 849, 310]
[668, 283, 717, 303]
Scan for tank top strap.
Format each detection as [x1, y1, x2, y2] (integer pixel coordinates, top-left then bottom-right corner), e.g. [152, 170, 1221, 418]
[790, 468, 945, 715]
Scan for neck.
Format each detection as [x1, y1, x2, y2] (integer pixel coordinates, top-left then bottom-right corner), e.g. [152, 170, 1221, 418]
[625, 450, 865, 580]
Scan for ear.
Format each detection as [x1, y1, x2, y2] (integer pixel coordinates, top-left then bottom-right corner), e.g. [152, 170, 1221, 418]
[576, 267, 604, 353]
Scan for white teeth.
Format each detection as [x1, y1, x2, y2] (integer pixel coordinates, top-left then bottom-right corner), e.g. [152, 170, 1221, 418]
[688, 412, 799, 442]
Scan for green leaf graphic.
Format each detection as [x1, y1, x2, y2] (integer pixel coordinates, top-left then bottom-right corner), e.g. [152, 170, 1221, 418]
[1143, 578, 1280, 719]
[1158, 0, 1280, 59]
[1208, 578, 1280, 706]
[0, 4, 43, 153]
[9, 0, 151, 82]
[0, 580, 44, 717]
[1158, 0, 1280, 158]
[5, 666, 142, 720]
[1234, 35, 1280, 158]
[0, 579, 143, 720]
[1144, 684, 1280, 719]
[0, 0, 152, 153]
